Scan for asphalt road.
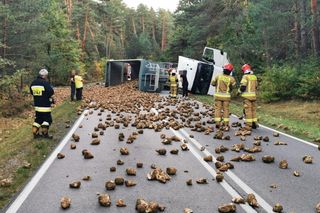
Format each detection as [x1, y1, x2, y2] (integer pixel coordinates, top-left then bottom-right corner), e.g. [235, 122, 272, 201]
[4, 94, 320, 213]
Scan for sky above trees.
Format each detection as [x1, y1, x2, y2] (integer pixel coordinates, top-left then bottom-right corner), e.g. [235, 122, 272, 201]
[122, 0, 179, 12]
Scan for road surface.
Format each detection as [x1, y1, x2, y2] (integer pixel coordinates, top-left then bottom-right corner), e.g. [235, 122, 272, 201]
[4, 94, 320, 213]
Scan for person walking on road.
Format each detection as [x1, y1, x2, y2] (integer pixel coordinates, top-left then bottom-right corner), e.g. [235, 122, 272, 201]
[211, 63, 236, 131]
[239, 64, 258, 130]
[30, 69, 54, 139]
[168, 69, 179, 98]
[181, 71, 189, 98]
[74, 70, 83, 101]
[70, 70, 76, 101]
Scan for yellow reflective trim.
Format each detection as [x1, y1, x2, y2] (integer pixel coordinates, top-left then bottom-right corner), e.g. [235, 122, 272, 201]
[33, 122, 41, 128]
[35, 107, 51, 112]
[31, 86, 45, 96]
[214, 92, 231, 98]
[253, 118, 258, 122]
[41, 121, 50, 126]
[223, 118, 230, 122]
[214, 118, 221, 122]
[241, 92, 256, 97]
[246, 119, 254, 122]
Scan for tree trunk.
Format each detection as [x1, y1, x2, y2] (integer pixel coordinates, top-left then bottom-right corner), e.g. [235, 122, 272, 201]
[311, 0, 320, 56]
[141, 16, 145, 33]
[2, 0, 7, 59]
[132, 18, 137, 36]
[82, 12, 88, 50]
[300, 0, 307, 57]
[65, 0, 73, 23]
[152, 22, 156, 41]
[294, 0, 301, 59]
[262, 29, 271, 66]
[161, 15, 167, 51]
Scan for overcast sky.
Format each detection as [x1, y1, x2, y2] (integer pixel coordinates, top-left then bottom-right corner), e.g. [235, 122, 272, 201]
[122, 0, 179, 12]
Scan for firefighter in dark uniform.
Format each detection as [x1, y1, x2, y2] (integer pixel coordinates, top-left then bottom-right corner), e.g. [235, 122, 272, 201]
[30, 69, 54, 138]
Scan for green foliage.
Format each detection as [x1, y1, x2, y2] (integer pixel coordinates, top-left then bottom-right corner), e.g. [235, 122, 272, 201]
[259, 59, 320, 101]
[260, 65, 299, 101]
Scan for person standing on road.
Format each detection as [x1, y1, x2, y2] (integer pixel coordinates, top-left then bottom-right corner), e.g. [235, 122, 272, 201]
[30, 69, 54, 139]
[211, 63, 236, 131]
[168, 69, 179, 98]
[70, 70, 76, 101]
[74, 70, 83, 101]
[181, 71, 189, 98]
[239, 64, 258, 130]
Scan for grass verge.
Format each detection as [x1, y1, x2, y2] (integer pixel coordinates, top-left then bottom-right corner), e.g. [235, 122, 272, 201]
[0, 101, 81, 210]
[193, 95, 320, 143]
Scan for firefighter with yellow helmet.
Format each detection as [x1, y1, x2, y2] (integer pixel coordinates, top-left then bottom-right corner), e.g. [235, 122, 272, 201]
[239, 64, 258, 130]
[211, 63, 236, 131]
[30, 69, 54, 139]
[168, 69, 179, 98]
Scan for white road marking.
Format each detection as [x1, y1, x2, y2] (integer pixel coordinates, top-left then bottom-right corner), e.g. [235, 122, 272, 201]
[6, 110, 88, 213]
[230, 114, 318, 148]
[170, 128, 257, 213]
[154, 105, 272, 212]
[179, 128, 274, 213]
[259, 124, 318, 148]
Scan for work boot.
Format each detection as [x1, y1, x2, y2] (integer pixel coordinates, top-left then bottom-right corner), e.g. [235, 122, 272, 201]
[32, 126, 41, 139]
[252, 122, 259, 129]
[41, 127, 53, 139]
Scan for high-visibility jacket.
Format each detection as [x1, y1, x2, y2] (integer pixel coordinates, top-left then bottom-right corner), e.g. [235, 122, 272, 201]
[74, 75, 83, 89]
[211, 74, 236, 100]
[30, 76, 54, 112]
[240, 74, 258, 100]
[169, 75, 178, 86]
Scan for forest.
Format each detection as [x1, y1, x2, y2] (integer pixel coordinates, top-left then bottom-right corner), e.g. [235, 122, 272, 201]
[0, 0, 319, 102]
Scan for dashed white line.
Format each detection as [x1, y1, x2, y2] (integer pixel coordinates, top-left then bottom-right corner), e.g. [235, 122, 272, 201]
[178, 128, 274, 213]
[6, 110, 88, 213]
[170, 128, 257, 213]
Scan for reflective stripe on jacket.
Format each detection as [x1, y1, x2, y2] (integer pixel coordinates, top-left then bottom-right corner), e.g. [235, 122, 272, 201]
[240, 74, 257, 100]
[211, 74, 236, 100]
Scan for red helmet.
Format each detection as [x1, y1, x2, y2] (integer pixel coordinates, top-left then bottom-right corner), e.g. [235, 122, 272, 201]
[223, 63, 234, 72]
[241, 64, 251, 73]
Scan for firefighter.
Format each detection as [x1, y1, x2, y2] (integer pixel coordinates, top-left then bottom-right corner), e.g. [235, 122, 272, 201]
[74, 70, 83, 100]
[211, 63, 236, 131]
[169, 69, 178, 98]
[239, 64, 258, 130]
[30, 69, 54, 139]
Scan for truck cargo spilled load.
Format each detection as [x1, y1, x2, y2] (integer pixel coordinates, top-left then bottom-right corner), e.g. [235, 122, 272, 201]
[105, 59, 175, 93]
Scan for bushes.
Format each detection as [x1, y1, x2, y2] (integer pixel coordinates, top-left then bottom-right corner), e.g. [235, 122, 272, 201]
[260, 59, 320, 101]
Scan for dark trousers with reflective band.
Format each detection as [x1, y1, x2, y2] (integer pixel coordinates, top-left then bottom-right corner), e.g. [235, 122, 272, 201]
[34, 111, 52, 127]
[76, 87, 83, 100]
[214, 100, 230, 125]
[243, 99, 257, 128]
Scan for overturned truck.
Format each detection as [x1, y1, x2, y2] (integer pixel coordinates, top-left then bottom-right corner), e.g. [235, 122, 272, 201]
[105, 47, 229, 95]
[105, 59, 174, 93]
